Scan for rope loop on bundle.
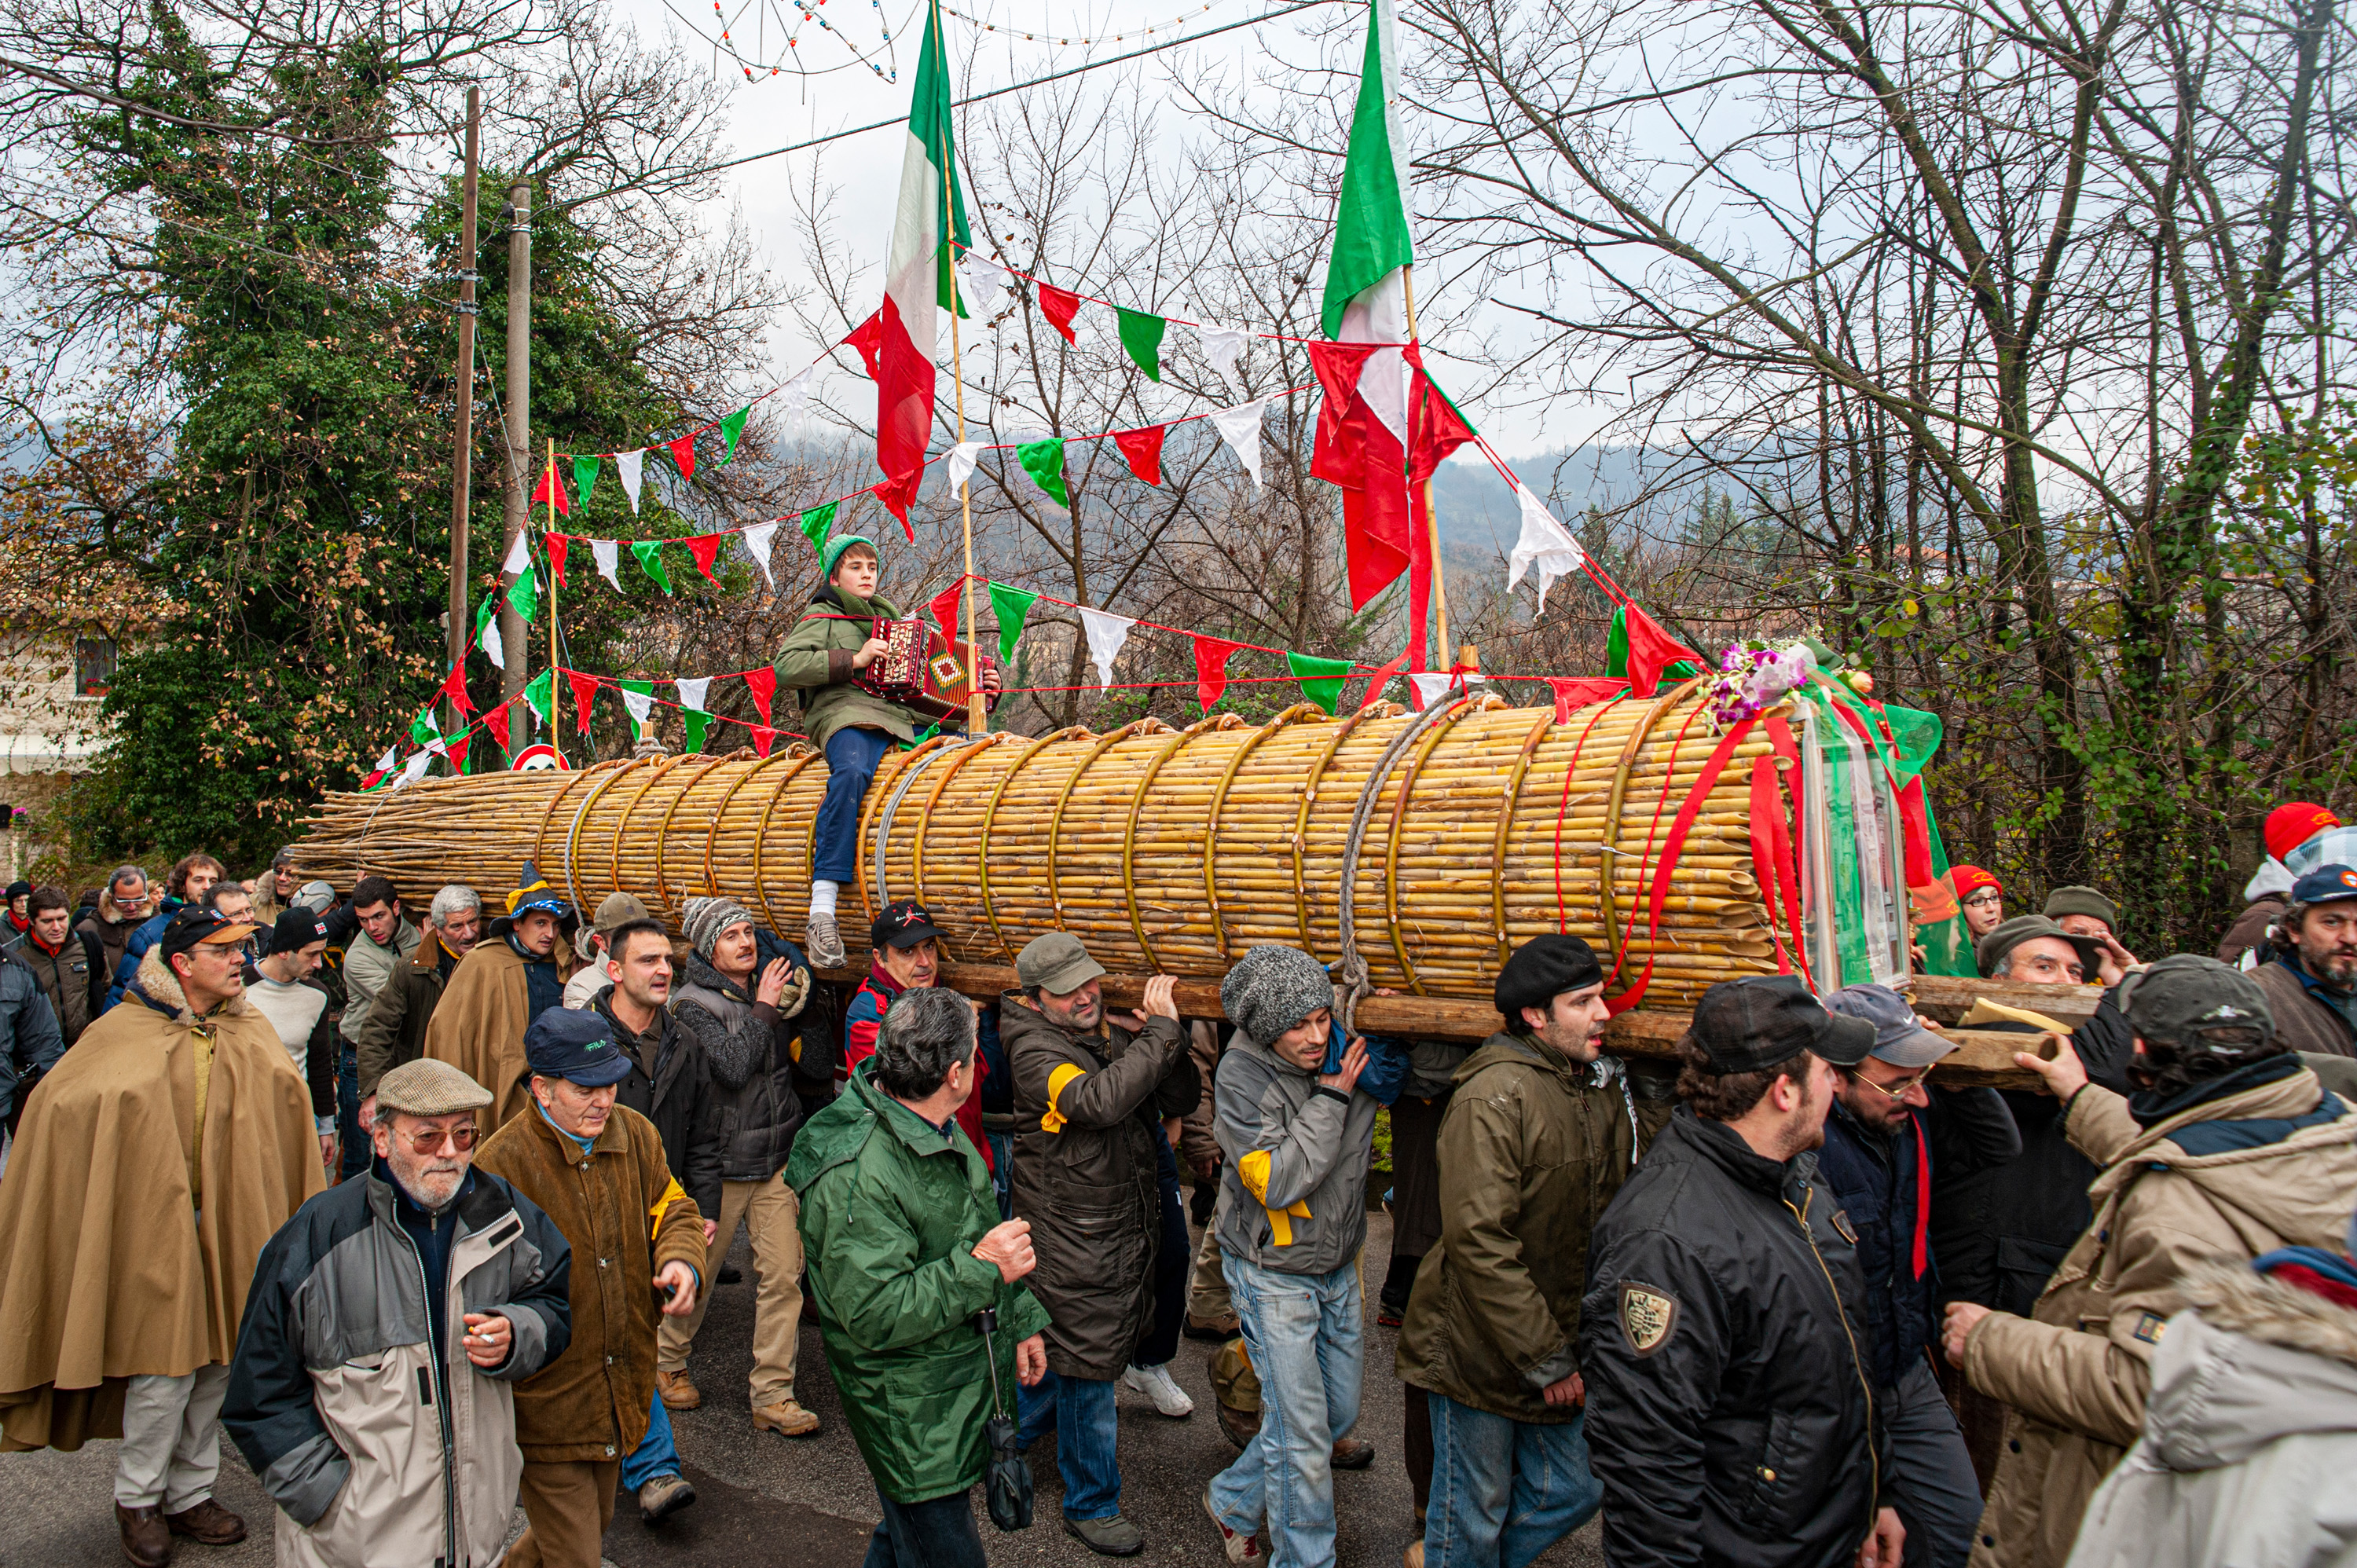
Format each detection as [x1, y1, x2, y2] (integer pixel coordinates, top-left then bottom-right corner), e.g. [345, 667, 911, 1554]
[870, 734, 988, 915]
[1335, 696, 1470, 1039]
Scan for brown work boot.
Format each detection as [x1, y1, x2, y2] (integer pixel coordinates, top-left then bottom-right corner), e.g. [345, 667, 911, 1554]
[751, 1398, 820, 1437]
[655, 1368, 702, 1410]
[1331, 1437, 1376, 1470]
[163, 1499, 246, 1545]
[1215, 1399, 1259, 1450]
[1185, 1310, 1241, 1340]
[1403, 1542, 1425, 1568]
[638, 1471, 698, 1524]
[115, 1504, 170, 1567]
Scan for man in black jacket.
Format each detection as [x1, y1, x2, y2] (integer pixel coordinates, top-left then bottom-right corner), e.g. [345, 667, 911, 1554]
[1582, 974, 1901, 1568]
[1819, 985, 2022, 1568]
[7, 887, 103, 1050]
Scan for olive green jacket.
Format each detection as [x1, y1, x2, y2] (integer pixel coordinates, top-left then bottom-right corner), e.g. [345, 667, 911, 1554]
[786, 1057, 1050, 1503]
[1395, 1033, 1673, 1422]
[772, 588, 919, 749]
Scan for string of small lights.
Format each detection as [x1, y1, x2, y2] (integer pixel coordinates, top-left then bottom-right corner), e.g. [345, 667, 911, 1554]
[940, 0, 1222, 47]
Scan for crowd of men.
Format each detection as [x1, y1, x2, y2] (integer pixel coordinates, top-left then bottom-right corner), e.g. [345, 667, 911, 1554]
[0, 759, 2353, 1568]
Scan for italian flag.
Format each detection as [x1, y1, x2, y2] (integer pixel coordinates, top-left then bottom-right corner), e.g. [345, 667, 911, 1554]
[1312, 0, 1417, 635]
[873, 2, 970, 526]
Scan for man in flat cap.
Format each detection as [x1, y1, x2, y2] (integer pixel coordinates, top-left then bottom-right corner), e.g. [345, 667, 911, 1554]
[426, 862, 578, 1130]
[1395, 935, 1676, 1568]
[0, 904, 325, 1567]
[224, 1059, 574, 1568]
[475, 1007, 706, 1568]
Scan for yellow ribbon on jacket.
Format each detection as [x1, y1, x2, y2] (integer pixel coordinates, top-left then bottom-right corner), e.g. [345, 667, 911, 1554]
[1236, 1149, 1313, 1246]
[1039, 1063, 1087, 1134]
[648, 1175, 687, 1232]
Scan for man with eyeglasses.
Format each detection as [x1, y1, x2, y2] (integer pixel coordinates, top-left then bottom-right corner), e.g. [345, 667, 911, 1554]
[1818, 986, 2021, 1568]
[223, 1058, 574, 1568]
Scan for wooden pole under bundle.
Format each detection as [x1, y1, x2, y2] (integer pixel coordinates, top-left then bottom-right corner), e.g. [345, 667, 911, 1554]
[1399, 263, 1449, 667]
[937, 0, 985, 736]
[545, 438, 563, 752]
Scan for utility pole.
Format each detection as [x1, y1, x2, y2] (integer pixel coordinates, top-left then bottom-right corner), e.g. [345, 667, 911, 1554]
[499, 178, 533, 719]
[444, 86, 482, 738]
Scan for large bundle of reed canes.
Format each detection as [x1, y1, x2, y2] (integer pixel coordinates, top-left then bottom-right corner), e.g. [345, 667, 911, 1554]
[293, 682, 1799, 1011]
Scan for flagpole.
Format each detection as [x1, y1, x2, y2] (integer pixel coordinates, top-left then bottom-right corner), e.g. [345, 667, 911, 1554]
[545, 438, 563, 757]
[1400, 264, 1450, 669]
[937, 0, 984, 735]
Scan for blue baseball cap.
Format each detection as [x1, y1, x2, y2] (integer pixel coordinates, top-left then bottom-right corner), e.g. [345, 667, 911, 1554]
[523, 1006, 632, 1087]
[2291, 864, 2357, 908]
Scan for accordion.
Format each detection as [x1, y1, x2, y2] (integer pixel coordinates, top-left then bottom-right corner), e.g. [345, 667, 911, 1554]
[855, 616, 999, 724]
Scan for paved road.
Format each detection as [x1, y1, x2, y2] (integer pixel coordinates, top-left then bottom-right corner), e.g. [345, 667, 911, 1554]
[0, 1211, 1603, 1567]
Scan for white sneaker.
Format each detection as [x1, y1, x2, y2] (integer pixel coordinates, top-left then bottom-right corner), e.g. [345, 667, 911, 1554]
[1123, 1362, 1195, 1418]
[805, 910, 846, 969]
[1203, 1488, 1262, 1564]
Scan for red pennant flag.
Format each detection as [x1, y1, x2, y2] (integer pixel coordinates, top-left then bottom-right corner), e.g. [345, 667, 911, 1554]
[743, 666, 776, 726]
[438, 665, 475, 716]
[1404, 350, 1480, 674]
[750, 724, 777, 758]
[930, 579, 966, 643]
[1356, 649, 1412, 709]
[530, 465, 570, 517]
[845, 311, 885, 381]
[567, 669, 600, 734]
[1547, 676, 1629, 723]
[1307, 339, 1412, 620]
[1113, 425, 1168, 486]
[483, 702, 511, 754]
[445, 733, 471, 773]
[871, 478, 918, 540]
[685, 533, 723, 584]
[1193, 636, 1243, 712]
[667, 436, 696, 484]
[1621, 604, 1703, 698]
[545, 533, 569, 588]
[1038, 284, 1082, 344]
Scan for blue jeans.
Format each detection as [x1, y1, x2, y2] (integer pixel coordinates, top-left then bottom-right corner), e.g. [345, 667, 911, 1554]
[1422, 1392, 1600, 1568]
[814, 727, 895, 885]
[620, 1388, 681, 1491]
[1014, 1370, 1120, 1520]
[1207, 1252, 1363, 1568]
[336, 1044, 366, 1180]
[984, 1128, 1014, 1219]
[863, 1485, 988, 1568]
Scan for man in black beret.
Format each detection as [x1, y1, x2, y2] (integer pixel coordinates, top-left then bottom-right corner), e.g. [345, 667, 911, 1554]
[1392, 935, 1677, 1568]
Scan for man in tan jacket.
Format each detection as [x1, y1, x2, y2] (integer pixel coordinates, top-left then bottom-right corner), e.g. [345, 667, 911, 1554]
[1943, 954, 2357, 1568]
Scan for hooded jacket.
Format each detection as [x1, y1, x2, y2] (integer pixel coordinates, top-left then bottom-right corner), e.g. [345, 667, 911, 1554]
[1395, 1034, 1671, 1422]
[671, 950, 831, 1182]
[1579, 1108, 1886, 1568]
[7, 927, 102, 1046]
[1960, 1058, 2357, 1568]
[772, 587, 922, 748]
[1211, 1028, 1382, 1277]
[0, 951, 64, 1127]
[595, 987, 724, 1219]
[222, 1163, 573, 1568]
[2065, 1252, 2357, 1568]
[1003, 993, 1196, 1380]
[0, 949, 326, 1450]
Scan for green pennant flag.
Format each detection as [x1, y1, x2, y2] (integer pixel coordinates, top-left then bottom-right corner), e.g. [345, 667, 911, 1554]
[719, 407, 750, 463]
[1604, 605, 1629, 678]
[572, 453, 599, 507]
[1286, 652, 1352, 715]
[409, 705, 440, 746]
[800, 501, 838, 555]
[507, 565, 539, 622]
[1016, 438, 1070, 509]
[683, 709, 710, 753]
[521, 668, 555, 724]
[618, 677, 655, 739]
[631, 540, 673, 594]
[473, 592, 497, 636]
[1115, 309, 1165, 383]
[988, 581, 1039, 661]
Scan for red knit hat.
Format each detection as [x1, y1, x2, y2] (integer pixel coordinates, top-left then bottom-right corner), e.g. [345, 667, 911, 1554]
[1951, 864, 2002, 900]
[2265, 802, 2341, 865]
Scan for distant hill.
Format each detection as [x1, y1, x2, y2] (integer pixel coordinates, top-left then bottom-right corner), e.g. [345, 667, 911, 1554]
[1427, 445, 1706, 576]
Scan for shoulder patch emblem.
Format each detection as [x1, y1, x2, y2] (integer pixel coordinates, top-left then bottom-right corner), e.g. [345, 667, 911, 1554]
[2131, 1311, 2168, 1346]
[1619, 1282, 1679, 1357]
[1830, 1208, 1858, 1245]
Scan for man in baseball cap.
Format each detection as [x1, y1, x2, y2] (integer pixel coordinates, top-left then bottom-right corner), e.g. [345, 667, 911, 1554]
[2248, 864, 2357, 1057]
[1817, 986, 2021, 1568]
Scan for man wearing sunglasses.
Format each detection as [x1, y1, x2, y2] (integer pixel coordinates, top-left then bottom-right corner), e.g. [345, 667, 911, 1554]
[1817, 986, 2022, 1568]
[224, 1058, 574, 1568]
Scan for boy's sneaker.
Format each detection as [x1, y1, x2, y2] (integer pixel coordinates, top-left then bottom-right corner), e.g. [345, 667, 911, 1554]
[1120, 1362, 1195, 1418]
[805, 911, 847, 969]
[1203, 1489, 1263, 1564]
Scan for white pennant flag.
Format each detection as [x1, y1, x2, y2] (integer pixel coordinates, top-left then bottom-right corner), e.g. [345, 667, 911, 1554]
[394, 749, 434, 789]
[1409, 671, 1485, 709]
[618, 684, 654, 731]
[1506, 484, 1587, 610]
[1209, 399, 1270, 488]
[501, 533, 530, 577]
[480, 611, 504, 670]
[742, 521, 780, 590]
[1195, 321, 1252, 398]
[590, 537, 623, 592]
[945, 440, 984, 495]
[1078, 606, 1136, 689]
[778, 366, 813, 438]
[959, 254, 1016, 317]
[674, 676, 711, 713]
[615, 449, 645, 514]
[371, 746, 398, 775]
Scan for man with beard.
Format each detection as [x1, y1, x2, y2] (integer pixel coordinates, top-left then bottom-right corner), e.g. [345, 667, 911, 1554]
[424, 865, 575, 1130]
[222, 1059, 574, 1568]
[2249, 865, 2357, 1057]
[0, 905, 324, 1566]
[354, 885, 485, 1117]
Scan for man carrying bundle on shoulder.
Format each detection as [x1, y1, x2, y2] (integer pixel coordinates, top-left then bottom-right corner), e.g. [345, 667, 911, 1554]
[772, 533, 998, 969]
[423, 864, 578, 1130]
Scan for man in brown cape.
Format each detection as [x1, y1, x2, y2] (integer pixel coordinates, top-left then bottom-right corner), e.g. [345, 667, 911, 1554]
[424, 862, 577, 1130]
[0, 904, 327, 1566]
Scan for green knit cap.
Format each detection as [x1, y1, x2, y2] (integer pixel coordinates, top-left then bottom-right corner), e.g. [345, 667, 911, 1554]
[821, 534, 879, 581]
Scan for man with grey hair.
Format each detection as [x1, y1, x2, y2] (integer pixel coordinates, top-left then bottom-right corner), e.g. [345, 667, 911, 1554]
[789, 985, 1049, 1568]
[248, 847, 302, 927]
[354, 885, 485, 1126]
[223, 1058, 573, 1568]
[75, 863, 151, 997]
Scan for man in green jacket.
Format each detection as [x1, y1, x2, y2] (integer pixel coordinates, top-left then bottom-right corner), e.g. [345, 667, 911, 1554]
[788, 984, 1048, 1568]
[1395, 935, 1675, 1568]
[772, 534, 998, 969]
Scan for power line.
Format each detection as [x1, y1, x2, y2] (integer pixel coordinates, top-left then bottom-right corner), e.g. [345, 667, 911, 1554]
[703, 0, 1334, 174]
